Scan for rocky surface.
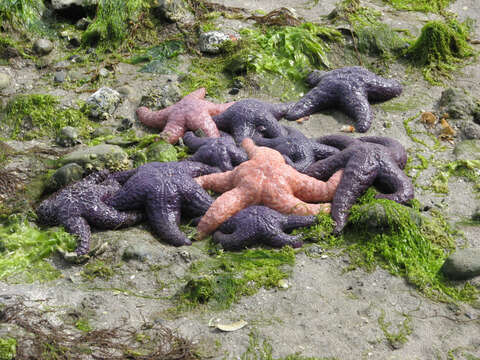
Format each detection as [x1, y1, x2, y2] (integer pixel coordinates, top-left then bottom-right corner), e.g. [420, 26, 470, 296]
[1, 0, 480, 359]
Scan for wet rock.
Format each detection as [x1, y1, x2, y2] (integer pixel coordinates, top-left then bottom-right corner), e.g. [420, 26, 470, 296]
[75, 17, 91, 30]
[123, 245, 152, 262]
[98, 68, 110, 78]
[51, 0, 98, 10]
[454, 139, 480, 160]
[33, 39, 54, 56]
[199, 31, 230, 54]
[46, 163, 84, 192]
[441, 249, 480, 280]
[229, 87, 240, 95]
[92, 126, 115, 138]
[117, 118, 134, 131]
[54, 70, 67, 83]
[54, 60, 71, 70]
[117, 85, 134, 98]
[69, 36, 81, 48]
[438, 88, 477, 120]
[56, 126, 80, 147]
[139, 82, 181, 110]
[0, 73, 11, 90]
[156, 0, 193, 24]
[85, 87, 121, 120]
[59, 144, 129, 171]
[461, 122, 480, 140]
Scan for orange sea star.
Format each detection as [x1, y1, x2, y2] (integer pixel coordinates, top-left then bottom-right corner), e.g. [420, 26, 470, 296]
[136, 88, 234, 144]
[195, 138, 343, 238]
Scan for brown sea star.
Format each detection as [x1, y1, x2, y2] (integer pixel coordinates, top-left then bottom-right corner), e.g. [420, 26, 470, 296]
[195, 138, 343, 238]
[136, 88, 234, 144]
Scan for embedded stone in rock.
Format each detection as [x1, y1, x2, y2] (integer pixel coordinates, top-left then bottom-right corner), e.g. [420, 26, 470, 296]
[438, 88, 476, 120]
[56, 126, 80, 147]
[0, 73, 11, 90]
[51, 0, 98, 10]
[122, 245, 152, 262]
[33, 39, 54, 56]
[441, 249, 480, 280]
[46, 163, 84, 192]
[59, 144, 129, 171]
[85, 87, 121, 120]
[199, 31, 231, 54]
[156, 0, 193, 24]
[454, 140, 480, 160]
[54, 70, 68, 83]
[139, 82, 182, 110]
[92, 126, 115, 138]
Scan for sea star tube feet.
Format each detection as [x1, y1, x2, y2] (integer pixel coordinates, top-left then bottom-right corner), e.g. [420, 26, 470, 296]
[285, 66, 402, 133]
[195, 138, 343, 238]
[105, 161, 219, 246]
[213, 205, 316, 250]
[136, 88, 234, 144]
[306, 134, 413, 233]
[36, 170, 144, 255]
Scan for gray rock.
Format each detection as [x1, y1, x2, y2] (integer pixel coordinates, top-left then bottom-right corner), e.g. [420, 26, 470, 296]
[438, 88, 476, 120]
[98, 68, 110, 77]
[85, 87, 121, 120]
[123, 245, 152, 262]
[59, 144, 129, 171]
[117, 85, 134, 97]
[0, 72, 11, 90]
[54, 60, 71, 70]
[75, 17, 91, 30]
[460, 122, 480, 140]
[56, 126, 80, 147]
[92, 126, 115, 138]
[46, 163, 84, 192]
[199, 31, 231, 54]
[54, 70, 67, 83]
[33, 39, 54, 56]
[139, 82, 181, 110]
[51, 0, 98, 10]
[441, 249, 480, 280]
[454, 139, 480, 160]
[157, 0, 193, 24]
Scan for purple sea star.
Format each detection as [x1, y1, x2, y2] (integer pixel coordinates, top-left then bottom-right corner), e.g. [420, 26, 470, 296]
[183, 131, 248, 171]
[105, 161, 219, 246]
[213, 205, 316, 250]
[253, 125, 339, 172]
[36, 170, 144, 256]
[305, 134, 413, 233]
[213, 99, 292, 144]
[285, 66, 403, 132]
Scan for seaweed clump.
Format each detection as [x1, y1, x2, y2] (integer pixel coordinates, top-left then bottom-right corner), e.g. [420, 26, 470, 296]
[431, 159, 480, 194]
[178, 246, 296, 310]
[0, 0, 45, 32]
[1, 94, 95, 141]
[383, 0, 454, 13]
[0, 216, 76, 283]
[406, 20, 474, 84]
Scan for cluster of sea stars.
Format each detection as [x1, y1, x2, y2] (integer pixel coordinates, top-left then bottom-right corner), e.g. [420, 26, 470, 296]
[38, 66, 412, 254]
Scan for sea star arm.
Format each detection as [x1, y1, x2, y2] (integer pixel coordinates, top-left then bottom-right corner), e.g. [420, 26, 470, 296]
[185, 87, 206, 100]
[107, 169, 137, 185]
[85, 202, 144, 230]
[188, 110, 221, 138]
[180, 181, 214, 218]
[195, 171, 235, 193]
[228, 147, 248, 166]
[82, 169, 110, 185]
[136, 107, 170, 129]
[360, 136, 407, 169]
[284, 87, 335, 120]
[162, 121, 187, 144]
[180, 161, 220, 177]
[267, 192, 330, 216]
[206, 101, 235, 116]
[104, 180, 146, 210]
[282, 214, 317, 231]
[62, 216, 91, 255]
[305, 150, 351, 181]
[183, 131, 210, 150]
[266, 102, 295, 119]
[316, 134, 358, 150]
[338, 91, 373, 133]
[311, 141, 340, 160]
[366, 76, 402, 102]
[292, 170, 343, 202]
[374, 162, 414, 204]
[266, 232, 304, 248]
[197, 187, 253, 238]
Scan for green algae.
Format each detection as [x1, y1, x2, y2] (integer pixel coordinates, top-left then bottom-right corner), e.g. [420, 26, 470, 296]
[406, 20, 475, 85]
[2, 94, 96, 141]
[431, 159, 480, 194]
[81, 260, 116, 281]
[0, 0, 45, 33]
[82, 0, 152, 50]
[383, 0, 453, 13]
[130, 40, 185, 74]
[74, 319, 93, 333]
[0, 216, 76, 283]
[0, 338, 16, 360]
[377, 310, 412, 349]
[178, 246, 295, 310]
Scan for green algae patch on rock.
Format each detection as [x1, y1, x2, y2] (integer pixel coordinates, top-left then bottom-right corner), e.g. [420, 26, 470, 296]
[0, 216, 76, 283]
[0, 0, 46, 33]
[454, 140, 480, 161]
[438, 87, 479, 120]
[59, 144, 130, 172]
[431, 159, 480, 194]
[405, 20, 474, 85]
[0, 337, 16, 360]
[383, 0, 453, 13]
[1, 94, 95, 141]
[177, 246, 295, 310]
[145, 140, 178, 163]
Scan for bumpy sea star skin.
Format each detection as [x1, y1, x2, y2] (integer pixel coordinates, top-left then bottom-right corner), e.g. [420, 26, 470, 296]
[105, 161, 219, 246]
[195, 138, 343, 238]
[213, 99, 292, 144]
[253, 125, 339, 172]
[183, 131, 248, 171]
[285, 66, 403, 133]
[36, 170, 144, 256]
[136, 88, 234, 144]
[213, 206, 316, 250]
[305, 134, 413, 233]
